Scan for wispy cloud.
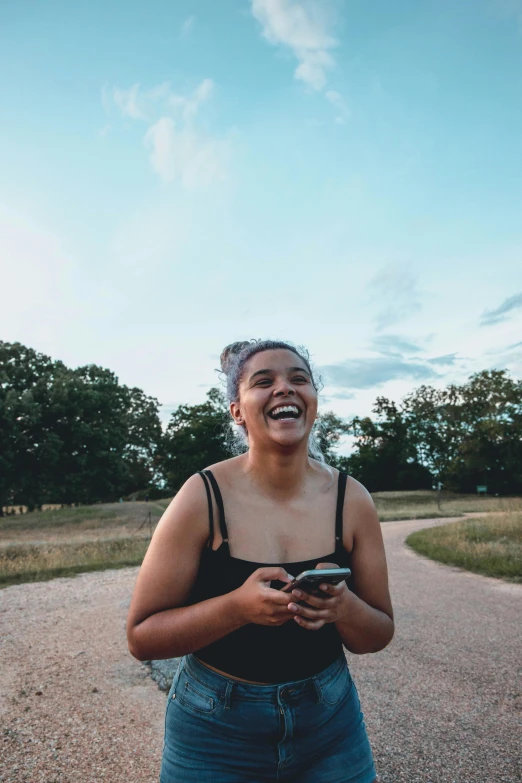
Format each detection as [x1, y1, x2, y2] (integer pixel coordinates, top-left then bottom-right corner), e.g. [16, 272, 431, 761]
[480, 292, 522, 326]
[325, 391, 356, 399]
[250, 0, 348, 121]
[251, 0, 337, 91]
[368, 264, 422, 330]
[371, 334, 423, 355]
[325, 90, 350, 124]
[144, 119, 230, 186]
[102, 79, 233, 187]
[426, 353, 459, 366]
[320, 356, 439, 390]
[112, 83, 148, 120]
[181, 15, 196, 36]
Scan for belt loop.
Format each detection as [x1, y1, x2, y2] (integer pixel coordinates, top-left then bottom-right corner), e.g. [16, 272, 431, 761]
[224, 680, 234, 710]
[311, 676, 322, 704]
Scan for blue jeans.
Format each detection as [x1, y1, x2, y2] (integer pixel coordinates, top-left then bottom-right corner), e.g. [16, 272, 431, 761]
[160, 653, 377, 783]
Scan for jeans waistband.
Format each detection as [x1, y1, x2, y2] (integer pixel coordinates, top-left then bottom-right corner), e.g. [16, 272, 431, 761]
[183, 653, 347, 704]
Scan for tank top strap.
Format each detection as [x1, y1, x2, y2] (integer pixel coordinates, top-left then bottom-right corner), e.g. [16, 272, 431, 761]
[197, 471, 215, 549]
[202, 469, 229, 545]
[335, 471, 348, 548]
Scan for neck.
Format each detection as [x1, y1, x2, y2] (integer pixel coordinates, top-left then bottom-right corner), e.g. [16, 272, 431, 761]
[243, 443, 312, 499]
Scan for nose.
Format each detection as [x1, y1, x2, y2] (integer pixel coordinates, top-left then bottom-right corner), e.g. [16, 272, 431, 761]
[273, 379, 296, 397]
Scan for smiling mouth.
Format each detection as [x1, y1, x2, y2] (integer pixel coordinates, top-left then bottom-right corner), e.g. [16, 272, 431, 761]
[267, 404, 303, 421]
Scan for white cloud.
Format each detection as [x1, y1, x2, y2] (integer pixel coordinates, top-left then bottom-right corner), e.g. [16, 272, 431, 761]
[250, 0, 337, 91]
[144, 118, 229, 187]
[107, 79, 214, 124]
[102, 78, 230, 187]
[181, 78, 214, 120]
[112, 83, 147, 120]
[325, 90, 350, 123]
[181, 15, 196, 36]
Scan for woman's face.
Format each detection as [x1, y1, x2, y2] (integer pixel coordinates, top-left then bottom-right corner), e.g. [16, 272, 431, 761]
[231, 349, 318, 451]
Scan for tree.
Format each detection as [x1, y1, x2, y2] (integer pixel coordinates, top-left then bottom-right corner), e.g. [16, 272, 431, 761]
[343, 397, 433, 492]
[160, 388, 230, 493]
[0, 342, 164, 510]
[0, 342, 67, 513]
[313, 411, 351, 468]
[403, 370, 522, 493]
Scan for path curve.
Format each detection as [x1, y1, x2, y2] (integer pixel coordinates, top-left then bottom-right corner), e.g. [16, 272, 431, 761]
[350, 516, 521, 783]
[0, 516, 520, 783]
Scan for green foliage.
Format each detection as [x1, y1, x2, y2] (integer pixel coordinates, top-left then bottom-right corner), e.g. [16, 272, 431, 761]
[401, 370, 522, 493]
[342, 398, 433, 492]
[0, 341, 163, 512]
[313, 411, 351, 468]
[160, 387, 230, 492]
[345, 370, 522, 494]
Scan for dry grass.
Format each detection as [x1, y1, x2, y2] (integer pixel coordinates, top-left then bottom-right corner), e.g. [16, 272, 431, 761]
[0, 500, 170, 588]
[372, 490, 522, 521]
[0, 535, 152, 588]
[406, 512, 522, 582]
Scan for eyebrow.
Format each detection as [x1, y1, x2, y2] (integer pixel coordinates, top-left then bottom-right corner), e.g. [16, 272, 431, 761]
[248, 366, 310, 382]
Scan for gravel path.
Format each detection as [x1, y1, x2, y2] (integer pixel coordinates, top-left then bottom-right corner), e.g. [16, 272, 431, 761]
[351, 516, 522, 783]
[1, 516, 520, 783]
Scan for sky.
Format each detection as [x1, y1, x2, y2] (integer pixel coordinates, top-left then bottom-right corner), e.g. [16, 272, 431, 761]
[1, 0, 522, 453]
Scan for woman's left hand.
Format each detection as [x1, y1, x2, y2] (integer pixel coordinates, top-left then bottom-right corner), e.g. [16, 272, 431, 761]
[286, 563, 355, 631]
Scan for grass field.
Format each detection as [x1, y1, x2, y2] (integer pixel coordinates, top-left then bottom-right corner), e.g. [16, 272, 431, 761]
[1, 491, 521, 588]
[0, 500, 168, 588]
[372, 490, 522, 521]
[406, 513, 522, 583]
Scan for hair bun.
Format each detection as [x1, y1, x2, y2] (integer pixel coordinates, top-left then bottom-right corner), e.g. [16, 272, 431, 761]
[220, 341, 254, 374]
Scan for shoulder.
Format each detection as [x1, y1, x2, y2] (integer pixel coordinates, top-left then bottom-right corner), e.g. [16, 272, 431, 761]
[156, 472, 210, 543]
[342, 474, 379, 534]
[203, 454, 245, 475]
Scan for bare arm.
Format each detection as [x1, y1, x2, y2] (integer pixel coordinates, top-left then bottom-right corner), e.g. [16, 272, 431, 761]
[334, 478, 394, 653]
[286, 478, 394, 654]
[126, 474, 294, 661]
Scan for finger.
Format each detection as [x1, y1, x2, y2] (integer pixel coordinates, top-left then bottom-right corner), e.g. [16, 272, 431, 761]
[287, 601, 330, 620]
[256, 567, 293, 583]
[315, 562, 339, 570]
[291, 589, 335, 608]
[317, 582, 344, 597]
[293, 616, 325, 631]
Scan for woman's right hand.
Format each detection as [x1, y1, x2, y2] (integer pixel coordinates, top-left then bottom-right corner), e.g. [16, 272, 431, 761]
[233, 568, 295, 626]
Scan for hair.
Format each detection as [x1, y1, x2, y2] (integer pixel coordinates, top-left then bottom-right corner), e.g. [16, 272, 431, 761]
[218, 339, 325, 461]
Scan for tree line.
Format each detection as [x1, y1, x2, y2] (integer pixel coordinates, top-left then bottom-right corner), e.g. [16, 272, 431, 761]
[1, 341, 521, 514]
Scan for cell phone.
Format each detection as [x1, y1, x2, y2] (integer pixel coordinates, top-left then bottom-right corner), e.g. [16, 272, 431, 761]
[279, 568, 352, 596]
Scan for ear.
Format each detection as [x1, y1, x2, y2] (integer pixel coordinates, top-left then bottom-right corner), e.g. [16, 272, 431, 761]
[230, 401, 244, 426]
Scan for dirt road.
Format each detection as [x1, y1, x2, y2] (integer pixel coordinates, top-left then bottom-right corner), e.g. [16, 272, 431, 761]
[0, 516, 520, 782]
[351, 516, 522, 783]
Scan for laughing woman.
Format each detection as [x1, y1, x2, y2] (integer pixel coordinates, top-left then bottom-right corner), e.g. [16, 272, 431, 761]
[127, 339, 394, 783]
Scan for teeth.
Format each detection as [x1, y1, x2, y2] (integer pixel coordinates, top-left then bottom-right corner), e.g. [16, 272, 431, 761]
[269, 405, 300, 417]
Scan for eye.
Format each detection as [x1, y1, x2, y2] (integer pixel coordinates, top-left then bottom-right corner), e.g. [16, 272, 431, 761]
[255, 378, 272, 386]
[292, 376, 308, 383]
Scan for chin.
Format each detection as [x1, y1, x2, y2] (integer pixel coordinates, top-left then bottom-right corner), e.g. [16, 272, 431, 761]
[270, 432, 309, 450]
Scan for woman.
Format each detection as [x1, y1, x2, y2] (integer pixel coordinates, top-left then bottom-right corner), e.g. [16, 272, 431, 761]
[127, 339, 394, 783]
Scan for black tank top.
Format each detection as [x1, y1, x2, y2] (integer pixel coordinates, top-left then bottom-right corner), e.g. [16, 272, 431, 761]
[188, 470, 352, 683]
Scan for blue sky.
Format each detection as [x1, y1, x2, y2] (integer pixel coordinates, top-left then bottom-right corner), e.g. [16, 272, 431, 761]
[2, 0, 522, 451]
